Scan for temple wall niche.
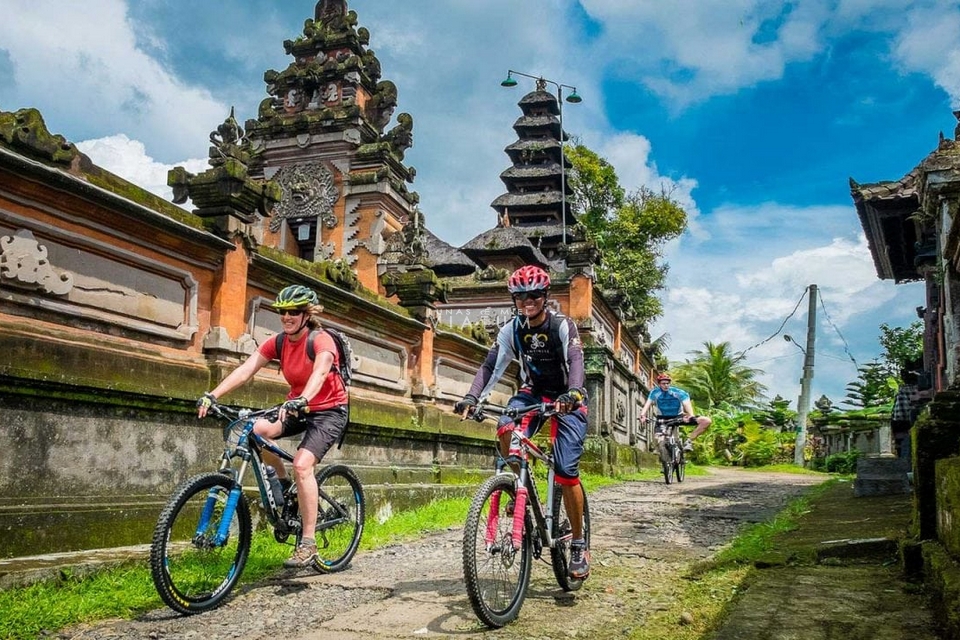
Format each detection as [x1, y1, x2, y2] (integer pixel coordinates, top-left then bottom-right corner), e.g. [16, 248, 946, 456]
[0, 222, 196, 342]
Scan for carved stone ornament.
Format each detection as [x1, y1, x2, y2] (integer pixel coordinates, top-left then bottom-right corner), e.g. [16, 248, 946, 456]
[0, 229, 74, 295]
[270, 162, 340, 233]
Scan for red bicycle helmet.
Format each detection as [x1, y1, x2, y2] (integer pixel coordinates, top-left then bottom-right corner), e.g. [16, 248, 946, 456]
[656, 374, 672, 383]
[508, 265, 551, 294]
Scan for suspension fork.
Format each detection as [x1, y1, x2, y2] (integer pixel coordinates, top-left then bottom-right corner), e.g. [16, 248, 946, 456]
[196, 458, 249, 546]
[543, 466, 556, 545]
[510, 463, 530, 550]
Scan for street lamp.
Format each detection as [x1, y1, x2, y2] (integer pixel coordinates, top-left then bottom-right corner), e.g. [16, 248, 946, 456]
[783, 334, 804, 354]
[501, 70, 582, 245]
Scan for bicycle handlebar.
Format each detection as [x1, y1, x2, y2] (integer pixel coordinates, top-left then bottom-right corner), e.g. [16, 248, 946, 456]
[470, 402, 558, 423]
[208, 402, 282, 424]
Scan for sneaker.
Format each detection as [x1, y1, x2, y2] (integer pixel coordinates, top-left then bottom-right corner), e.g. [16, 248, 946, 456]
[683, 439, 694, 452]
[569, 539, 590, 579]
[284, 540, 317, 568]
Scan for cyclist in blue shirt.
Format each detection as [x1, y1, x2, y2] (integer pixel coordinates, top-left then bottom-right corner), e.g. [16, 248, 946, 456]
[640, 373, 712, 458]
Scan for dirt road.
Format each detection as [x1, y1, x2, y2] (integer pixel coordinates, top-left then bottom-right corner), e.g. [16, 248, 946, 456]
[61, 468, 825, 640]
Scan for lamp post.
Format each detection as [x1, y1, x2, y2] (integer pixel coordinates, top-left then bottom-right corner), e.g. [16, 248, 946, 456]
[784, 283, 818, 466]
[501, 70, 582, 246]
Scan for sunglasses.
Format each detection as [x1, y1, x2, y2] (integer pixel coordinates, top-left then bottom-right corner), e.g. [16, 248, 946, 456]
[279, 309, 305, 317]
[513, 292, 546, 302]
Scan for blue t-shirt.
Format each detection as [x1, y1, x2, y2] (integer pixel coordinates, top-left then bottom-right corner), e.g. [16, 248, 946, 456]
[649, 386, 689, 417]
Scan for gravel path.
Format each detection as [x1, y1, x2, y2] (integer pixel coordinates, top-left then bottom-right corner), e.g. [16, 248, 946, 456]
[60, 468, 825, 640]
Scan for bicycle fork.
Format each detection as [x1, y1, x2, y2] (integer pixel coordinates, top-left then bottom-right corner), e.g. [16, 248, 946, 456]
[196, 458, 249, 547]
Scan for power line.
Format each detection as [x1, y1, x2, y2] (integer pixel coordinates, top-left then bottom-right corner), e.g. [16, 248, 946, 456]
[738, 288, 808, 358]
[818, 295, 859, 370]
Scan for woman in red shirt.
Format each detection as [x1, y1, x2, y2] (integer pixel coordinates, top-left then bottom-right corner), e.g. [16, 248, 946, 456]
[197, 285, 348, 568]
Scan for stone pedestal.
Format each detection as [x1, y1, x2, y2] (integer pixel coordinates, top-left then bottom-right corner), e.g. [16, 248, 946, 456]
[853, 455, 910, 497]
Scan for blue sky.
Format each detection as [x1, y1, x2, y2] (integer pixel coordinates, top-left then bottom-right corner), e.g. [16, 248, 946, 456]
[2, 0, 957, 409]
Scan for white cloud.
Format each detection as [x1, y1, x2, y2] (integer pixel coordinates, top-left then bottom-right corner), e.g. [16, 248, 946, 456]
[579, 0, 827, 108]
[653, 201, 924, 405]
[76, 134, 207, 205]
[891, 2, 960, 106]
[0, 0, 227, 162]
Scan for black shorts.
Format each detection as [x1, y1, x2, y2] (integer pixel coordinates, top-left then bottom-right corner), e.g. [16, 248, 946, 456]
[280, 405, 348, 461]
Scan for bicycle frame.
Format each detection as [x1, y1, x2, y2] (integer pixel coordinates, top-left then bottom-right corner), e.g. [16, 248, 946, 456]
[480, 403, 566, 553]
[206, 405, 352, 544]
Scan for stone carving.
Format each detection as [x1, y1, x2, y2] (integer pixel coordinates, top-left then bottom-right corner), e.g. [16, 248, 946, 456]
[0, 229, 74, 295]
[382, 209, 428, 267]
[207, 107, 248, 167]
[384, 113, 414, 161]
[270, 162, 340, 233]
[366, 80, 398, 132]
[316, 0, 348, 23]
[0, 108, 79, 165]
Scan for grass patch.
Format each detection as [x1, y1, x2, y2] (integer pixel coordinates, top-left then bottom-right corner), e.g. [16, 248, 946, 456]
[624, 565, 754, 640]
[621, 479, 835, 640]
[360, 496, 473, 549]
[736, 463, 832, 475]
[0, 564, 158, 640]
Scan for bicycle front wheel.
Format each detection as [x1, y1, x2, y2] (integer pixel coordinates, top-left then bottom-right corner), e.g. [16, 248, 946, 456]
[550, 481, 591, 591]
[150, 472, 251, 614]
[662, 459, 673, 484]
[462, 473, 532, 628]
[312, 464, 365, 573]
[675, 452, 686, 483]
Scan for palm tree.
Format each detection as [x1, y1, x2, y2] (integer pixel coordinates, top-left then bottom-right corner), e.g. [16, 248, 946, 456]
[667, 341, 767, 411]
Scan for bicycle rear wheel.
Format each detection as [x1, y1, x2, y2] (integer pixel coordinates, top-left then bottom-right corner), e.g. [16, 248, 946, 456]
[550, 481, 591, 591]
[150, 472, 251, 614]
[312, 464, 365, 573]
[462, 473, 532, 628]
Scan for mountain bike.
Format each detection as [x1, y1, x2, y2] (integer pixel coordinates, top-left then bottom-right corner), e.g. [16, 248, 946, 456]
[150, 402, 365, 614]
[461, 402, 591, 628]
[655, 416, 688, 485]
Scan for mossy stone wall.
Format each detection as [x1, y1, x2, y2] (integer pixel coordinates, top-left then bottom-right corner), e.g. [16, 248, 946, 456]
[913, 390, 960, 540]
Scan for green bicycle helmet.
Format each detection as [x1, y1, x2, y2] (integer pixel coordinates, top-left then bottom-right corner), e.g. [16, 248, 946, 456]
[272, 285, 319, 310]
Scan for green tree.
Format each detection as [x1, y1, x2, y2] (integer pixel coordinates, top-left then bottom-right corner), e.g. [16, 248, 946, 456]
[667, 341, 768, 411]
[752, 395, 796, 432]
[566, 144, 687, 325]
[842, 359, 894, 408]
[878, 321, 923, 373]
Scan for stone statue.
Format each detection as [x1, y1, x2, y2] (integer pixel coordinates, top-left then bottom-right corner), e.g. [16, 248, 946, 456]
[384, 113, 414, 160]
[367, 80, 398, 132]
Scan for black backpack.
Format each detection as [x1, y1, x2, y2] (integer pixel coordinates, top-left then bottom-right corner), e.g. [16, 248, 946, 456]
[274, 327, 354, 387]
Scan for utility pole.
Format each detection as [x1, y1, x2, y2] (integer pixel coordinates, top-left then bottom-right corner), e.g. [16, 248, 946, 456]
[794, 284, 818, 466]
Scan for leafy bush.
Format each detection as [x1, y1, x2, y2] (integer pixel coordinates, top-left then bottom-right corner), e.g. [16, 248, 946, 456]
[820, 449, 861, 474]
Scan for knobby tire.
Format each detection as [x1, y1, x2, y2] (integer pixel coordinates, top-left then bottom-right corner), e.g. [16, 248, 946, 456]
[150, 472, 251, 614]
[675, 451, 686, 483]
[661, 447, 673, 485]
[462, 473, 532, 628]
[550, 481, 590, 591]
[311, 464, 365, 572]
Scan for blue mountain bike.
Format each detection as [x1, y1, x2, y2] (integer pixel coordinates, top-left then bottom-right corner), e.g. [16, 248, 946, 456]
[150, 403, 365, 614]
